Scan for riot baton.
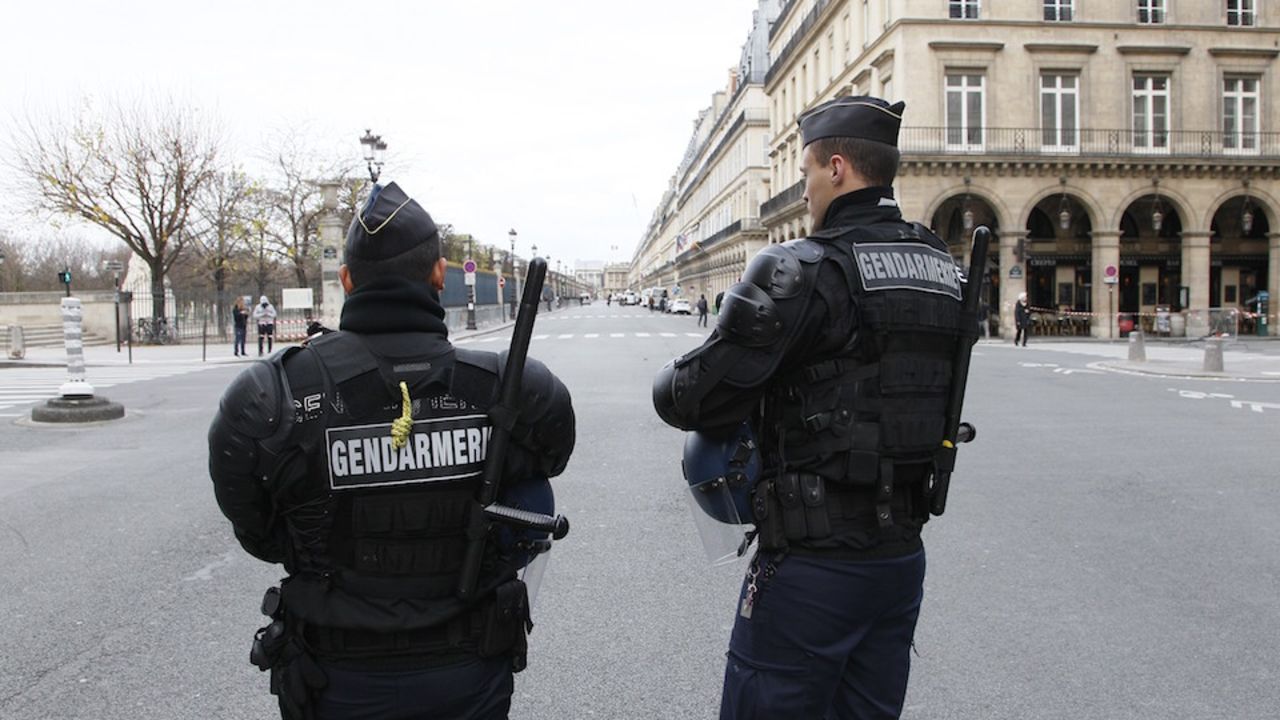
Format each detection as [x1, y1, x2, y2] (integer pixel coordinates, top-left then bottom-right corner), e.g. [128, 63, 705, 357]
[457, 257, 569, 601]
[929, 226, 990, 517]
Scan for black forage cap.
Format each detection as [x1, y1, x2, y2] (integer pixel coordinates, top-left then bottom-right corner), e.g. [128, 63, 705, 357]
[799, 96, 906, 148]
[345, 182, 439, 262]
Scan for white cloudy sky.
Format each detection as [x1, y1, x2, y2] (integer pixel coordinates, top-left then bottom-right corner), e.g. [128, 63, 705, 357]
[0, 0, 763, 267]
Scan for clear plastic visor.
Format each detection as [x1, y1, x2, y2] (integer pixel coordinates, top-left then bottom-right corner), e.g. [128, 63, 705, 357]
[685, 480, 750, 566]
[520, 540, 553, 610]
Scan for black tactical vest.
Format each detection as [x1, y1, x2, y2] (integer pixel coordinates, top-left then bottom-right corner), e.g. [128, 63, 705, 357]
[756, 222, 966, 546]
[260, 331, 514, 634]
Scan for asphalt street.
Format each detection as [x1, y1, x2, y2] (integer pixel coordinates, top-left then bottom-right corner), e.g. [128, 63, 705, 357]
[0, 306, 1277, 719]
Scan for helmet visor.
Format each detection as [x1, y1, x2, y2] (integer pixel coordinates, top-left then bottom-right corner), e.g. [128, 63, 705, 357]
[520, 539, 553, 611]
[685, 478, 750, 566]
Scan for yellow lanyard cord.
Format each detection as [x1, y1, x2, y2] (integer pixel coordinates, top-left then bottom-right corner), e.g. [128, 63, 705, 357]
[391, 381, 413, 449]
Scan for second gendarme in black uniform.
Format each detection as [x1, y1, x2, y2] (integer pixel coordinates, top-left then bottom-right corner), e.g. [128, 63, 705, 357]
[208, 182, 574, 720]
[654, 97, 971, 719]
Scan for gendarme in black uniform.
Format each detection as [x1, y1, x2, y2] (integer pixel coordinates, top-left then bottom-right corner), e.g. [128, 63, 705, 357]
[208, 182, 574, 720]
[654, 97, 970, 719]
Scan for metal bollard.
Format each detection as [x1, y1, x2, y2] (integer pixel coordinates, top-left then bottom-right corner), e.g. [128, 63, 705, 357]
[1127, 330, 1147, 362]
[8, 325, 25, 360]
[1202, 337, 1225, 373]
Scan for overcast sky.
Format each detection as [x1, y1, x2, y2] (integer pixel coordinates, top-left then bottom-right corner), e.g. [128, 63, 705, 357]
[0, 0, 763, 268]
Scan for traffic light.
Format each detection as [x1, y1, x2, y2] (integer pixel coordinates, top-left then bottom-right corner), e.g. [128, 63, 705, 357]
[57, 270, 72, 285]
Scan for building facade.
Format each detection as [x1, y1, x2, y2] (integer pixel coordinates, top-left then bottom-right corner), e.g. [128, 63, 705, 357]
[758, 0, 1278, 338]
[631, 0, 782, 303]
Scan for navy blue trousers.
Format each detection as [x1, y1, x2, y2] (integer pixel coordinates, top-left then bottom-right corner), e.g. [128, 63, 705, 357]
[310, 656, 514, 720]
[720, 549, 926, 720]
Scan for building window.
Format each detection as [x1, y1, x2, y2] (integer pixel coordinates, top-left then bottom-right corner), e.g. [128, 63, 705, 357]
[946, 73, 985, 149]
[1041, 73, 1079, 150]
[949, 0, 979, 19]
[1044, 0, 1073, 22]
[828, 32, 836, 82]
[882, 77, 894, 103]
[1223, 75, 1260, 153]
[1227, 0, 1256, 26]
[1137, 0, 1165, 24]
[863, 1, 871, 46]
[1132, 73, 1170, 152]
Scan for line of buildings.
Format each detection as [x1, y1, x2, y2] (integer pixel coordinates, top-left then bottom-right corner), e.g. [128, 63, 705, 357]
[624, 0, 1278, 338]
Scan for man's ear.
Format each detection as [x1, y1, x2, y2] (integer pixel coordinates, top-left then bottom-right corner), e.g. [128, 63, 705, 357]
[339, 265, 354, 294]
[430, 257, 447, 291]
[829, 154, 847, 185]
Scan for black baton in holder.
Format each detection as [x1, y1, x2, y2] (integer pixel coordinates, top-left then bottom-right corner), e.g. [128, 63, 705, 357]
[457, 257, 569, 601]
[930, 226, 990, 517]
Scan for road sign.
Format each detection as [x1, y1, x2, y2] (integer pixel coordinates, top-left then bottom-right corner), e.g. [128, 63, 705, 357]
[499, 277, 506, 289]
[463, 259, 477, 273]
[465, 272, 476, 286]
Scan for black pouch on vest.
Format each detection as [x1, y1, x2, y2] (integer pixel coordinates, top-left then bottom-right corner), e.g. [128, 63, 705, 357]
[800, 475, 830, 539]
[775, 473, 808, 541]
[479, 579, 531, 671]
[753, 480, 787, 551]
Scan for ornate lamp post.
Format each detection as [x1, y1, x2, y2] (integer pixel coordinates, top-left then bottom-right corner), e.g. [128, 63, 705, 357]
[359, 129, 387, 184]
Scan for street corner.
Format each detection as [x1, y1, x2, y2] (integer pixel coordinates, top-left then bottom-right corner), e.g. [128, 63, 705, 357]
[1090, 357, 1280, 383]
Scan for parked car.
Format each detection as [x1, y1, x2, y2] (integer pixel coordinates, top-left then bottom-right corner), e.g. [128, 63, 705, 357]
[670, 298, 692, 315]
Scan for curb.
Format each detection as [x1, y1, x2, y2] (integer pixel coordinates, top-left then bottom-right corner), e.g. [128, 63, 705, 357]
[1091, 360, 1280, 383]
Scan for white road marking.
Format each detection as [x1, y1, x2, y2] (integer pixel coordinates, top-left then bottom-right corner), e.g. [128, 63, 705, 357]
[685, 333, 703, 337]
[1052, 368, 1104, 375]
[610, 333, 625, 338]
[558, 334, 574, 339]
[584, 333, 599, 338]
[1020, 362, 1060, 368]
[635, 333, 650, 337]
[659, 333, 677, 337]
[1230, 400, 1280, 413]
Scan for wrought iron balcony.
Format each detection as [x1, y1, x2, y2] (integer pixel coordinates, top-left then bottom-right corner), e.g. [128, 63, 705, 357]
[897, 127, 1280, 159]
[761, 180, 805, 219]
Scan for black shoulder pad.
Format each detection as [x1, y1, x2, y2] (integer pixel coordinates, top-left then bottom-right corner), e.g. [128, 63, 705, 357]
[717, 282, 783, 348]
[218, 360, 287, 440]
[742, 243, 808, 300]
[782, 238, 826, 263]
[452, 348, 500, 408]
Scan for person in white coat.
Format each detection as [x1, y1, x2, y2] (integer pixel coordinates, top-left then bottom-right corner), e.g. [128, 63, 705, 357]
[252, 295, 278, 356]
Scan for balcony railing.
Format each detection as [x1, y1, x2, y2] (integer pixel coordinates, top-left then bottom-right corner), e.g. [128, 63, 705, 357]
[765, 0, 831, 86]
[761, 180, 805, 219]
[897, 127, 1280, 158]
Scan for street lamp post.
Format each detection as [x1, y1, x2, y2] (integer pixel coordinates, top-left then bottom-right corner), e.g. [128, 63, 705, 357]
[509, 229, 518, 319]
[466, 236, 477, 330]
[359, 129, 387, 184]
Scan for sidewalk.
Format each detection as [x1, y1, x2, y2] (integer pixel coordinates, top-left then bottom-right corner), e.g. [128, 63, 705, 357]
[981, 337, 1280, 382]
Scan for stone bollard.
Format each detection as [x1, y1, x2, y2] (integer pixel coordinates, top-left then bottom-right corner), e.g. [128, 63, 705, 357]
[1202, 337, 1225, 373]
[1127, 330, 1147, 362]
[31, 298, 125, 423]
[7, 325, 25, 360]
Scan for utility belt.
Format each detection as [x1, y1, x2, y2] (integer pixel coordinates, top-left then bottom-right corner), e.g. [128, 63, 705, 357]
[752, 468, 926, 551]
[248, 579, 532, 716]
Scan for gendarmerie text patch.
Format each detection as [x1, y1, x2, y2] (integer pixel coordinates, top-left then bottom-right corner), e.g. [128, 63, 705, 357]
[326, 414, 491, 490]
[852, 242, 963, 300]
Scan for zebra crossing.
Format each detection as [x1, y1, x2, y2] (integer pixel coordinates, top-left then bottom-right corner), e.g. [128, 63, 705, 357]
[0, 364, 221, 416]
[454, 331, 707, 345]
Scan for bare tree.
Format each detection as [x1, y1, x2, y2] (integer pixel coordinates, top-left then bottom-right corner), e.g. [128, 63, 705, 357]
[262, 131, 357, 289]
[10, 97, 220, 322]
[190, 167, 256, 329]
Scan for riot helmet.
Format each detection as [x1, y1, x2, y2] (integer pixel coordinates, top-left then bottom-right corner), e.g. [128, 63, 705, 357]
[681, 421, 759, 565]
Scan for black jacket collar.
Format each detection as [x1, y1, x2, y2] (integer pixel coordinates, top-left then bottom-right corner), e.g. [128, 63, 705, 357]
[339, 276, 449, 337]
[821, 186, 903, 229]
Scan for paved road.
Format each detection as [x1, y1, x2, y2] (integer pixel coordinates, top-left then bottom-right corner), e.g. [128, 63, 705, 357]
[0, 306, 1276, 719]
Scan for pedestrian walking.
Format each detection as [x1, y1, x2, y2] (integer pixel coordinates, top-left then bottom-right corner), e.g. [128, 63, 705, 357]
[208, 181, 576, 720]
[654, 96, 975, 720]
[232, 297, 249, 356]
[1015, 292, 1031, 347]
[696, 294, 709, 327]
[253, 295, 278, 356]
